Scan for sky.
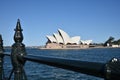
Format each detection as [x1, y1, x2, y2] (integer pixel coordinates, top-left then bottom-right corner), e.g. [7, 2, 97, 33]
[0, 0, 120, 46]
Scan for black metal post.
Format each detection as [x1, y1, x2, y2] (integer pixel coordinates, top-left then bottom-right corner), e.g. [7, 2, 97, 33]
[11, 19, 27, 80]
[0, 34, 4, 80]
[105, 58, 120, 80]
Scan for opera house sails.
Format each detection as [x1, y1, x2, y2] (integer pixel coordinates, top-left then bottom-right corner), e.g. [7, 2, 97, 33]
[45, 29, 92, 49]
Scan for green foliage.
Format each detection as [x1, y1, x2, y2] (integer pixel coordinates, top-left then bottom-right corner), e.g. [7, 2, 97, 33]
[104, 36, 120, 46]
[104, 36, 114, 46]
[113, 39, 120, 45]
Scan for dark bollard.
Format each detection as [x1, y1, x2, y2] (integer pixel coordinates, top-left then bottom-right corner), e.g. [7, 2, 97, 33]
[0, 34, 4, 80]
[11, 19, 27, 80]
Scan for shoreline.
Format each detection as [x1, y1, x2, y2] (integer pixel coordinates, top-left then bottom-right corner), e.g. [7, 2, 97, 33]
[39, 46, 120, 50]
[4, 46, 120, 50]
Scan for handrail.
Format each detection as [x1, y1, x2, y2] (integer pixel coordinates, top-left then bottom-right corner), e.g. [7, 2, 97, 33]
[3, 52, 120, 80]
[23, 54, 105, 78]
[3, 52, 105, 78]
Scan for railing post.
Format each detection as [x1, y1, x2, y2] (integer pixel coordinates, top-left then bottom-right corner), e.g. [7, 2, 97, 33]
[105, 58, 120, 80]
[0, 34, 4, 80]
[11, 19, 27, 80]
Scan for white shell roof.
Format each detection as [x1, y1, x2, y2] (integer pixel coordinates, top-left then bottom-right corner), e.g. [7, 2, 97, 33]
[81, 40, 92, 45]
[53, 33, 64, 44]
[58, 29, 70, 45]
[70, 36, 80, 44]
[46, 29, 92, 45]
[46, 35, 57, 43]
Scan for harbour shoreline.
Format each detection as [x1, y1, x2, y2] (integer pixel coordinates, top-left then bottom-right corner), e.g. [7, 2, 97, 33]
[39, 45, 120, 50]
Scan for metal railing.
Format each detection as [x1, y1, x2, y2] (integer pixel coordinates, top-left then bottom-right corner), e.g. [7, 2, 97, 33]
[0, 19, 120, 80]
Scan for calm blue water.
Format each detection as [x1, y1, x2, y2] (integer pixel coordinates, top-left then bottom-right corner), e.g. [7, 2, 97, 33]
[4, 48, 120, 80]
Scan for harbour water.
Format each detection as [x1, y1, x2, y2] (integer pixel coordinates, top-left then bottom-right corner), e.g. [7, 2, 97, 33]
[4, 48, 120, 80]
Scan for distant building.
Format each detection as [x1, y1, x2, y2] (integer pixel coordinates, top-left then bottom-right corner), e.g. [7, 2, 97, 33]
[45, 29, 92, 49]
[111, 45, 119, 48]
[80, 40, 92, 45]
[106, 43, 120, 48]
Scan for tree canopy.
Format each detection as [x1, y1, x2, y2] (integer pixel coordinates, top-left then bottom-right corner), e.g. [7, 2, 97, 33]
[104, 36, 120, 46]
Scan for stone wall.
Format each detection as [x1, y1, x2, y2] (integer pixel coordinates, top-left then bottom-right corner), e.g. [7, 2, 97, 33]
[45, 43, 89, 49]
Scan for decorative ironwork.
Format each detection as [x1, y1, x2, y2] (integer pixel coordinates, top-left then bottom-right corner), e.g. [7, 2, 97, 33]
[11, 19, 27, 80]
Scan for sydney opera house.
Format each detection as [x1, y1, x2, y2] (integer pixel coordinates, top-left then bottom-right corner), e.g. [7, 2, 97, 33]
[45, 29, 92, 49]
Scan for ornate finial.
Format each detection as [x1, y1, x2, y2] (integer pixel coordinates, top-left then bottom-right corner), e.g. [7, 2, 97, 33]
[14, 19, 23, 43]
[0, 34, 3, 47]
[0, 35, 2, 39]
[0, 34, 2, 41]
[11, 19, 27, 80]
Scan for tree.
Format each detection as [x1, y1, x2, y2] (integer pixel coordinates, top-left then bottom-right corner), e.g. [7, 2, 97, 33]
[116, 39, 120, 45]
[104, 36, 115, 46]
[107, 36, 114, 43]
